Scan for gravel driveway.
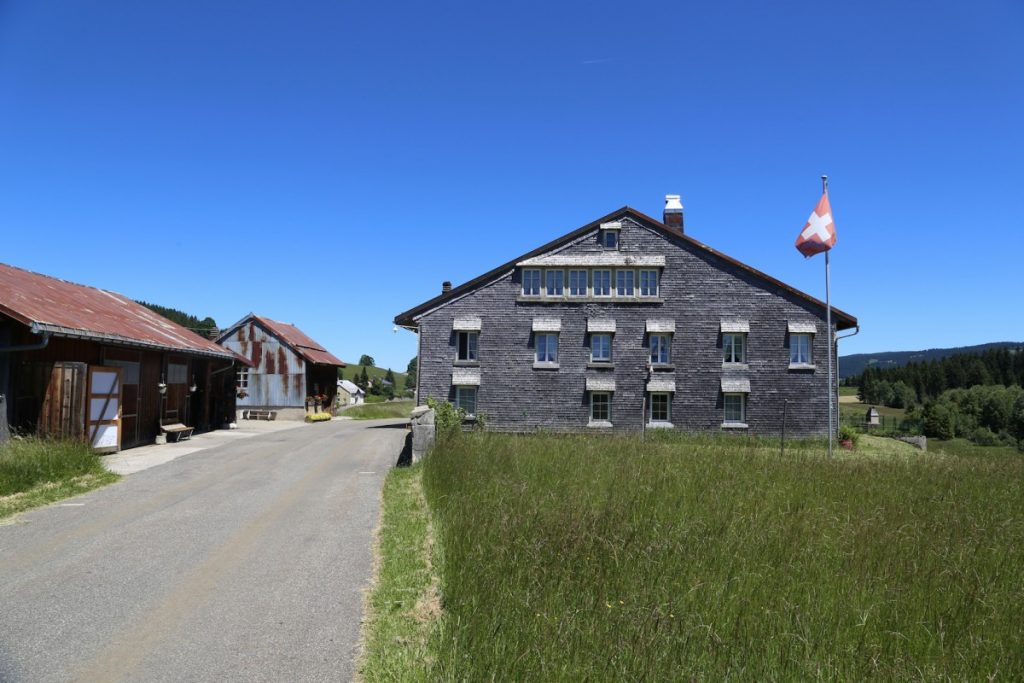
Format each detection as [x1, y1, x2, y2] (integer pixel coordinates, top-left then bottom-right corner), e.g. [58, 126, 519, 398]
[0, 418, 408, 683]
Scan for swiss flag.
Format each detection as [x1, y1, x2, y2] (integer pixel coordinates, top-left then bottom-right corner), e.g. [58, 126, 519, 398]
[795, 192, 836, 257]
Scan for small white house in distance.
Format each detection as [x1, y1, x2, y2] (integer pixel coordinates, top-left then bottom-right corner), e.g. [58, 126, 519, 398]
[337, 379, 365, 406]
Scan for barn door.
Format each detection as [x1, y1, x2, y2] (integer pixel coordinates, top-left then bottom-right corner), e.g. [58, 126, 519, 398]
[87, 366, 122, 453]
[104, 358, 141, 448]
[38, 362, 88, 440]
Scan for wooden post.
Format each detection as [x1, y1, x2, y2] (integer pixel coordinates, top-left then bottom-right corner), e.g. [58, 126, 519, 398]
[780, 399, 788, 457]
[0, 394, 8, 443]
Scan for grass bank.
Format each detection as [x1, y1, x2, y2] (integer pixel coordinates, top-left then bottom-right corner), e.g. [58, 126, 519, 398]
[1, 438, 118, 518]
[406, 431, 1023, 680]
[342, 401, 415, 420]
[358, 463, 438, 682]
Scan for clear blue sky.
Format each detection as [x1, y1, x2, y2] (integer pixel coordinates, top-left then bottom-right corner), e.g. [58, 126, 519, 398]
[2, 1, 1022, 371]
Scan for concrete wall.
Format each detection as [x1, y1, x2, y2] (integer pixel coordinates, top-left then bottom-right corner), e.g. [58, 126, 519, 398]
[415, 216, 837, 437]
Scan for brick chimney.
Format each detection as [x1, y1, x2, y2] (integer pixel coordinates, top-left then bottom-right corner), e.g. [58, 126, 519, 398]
[441, 281, 452, 293]
[663, 194, 684, 233]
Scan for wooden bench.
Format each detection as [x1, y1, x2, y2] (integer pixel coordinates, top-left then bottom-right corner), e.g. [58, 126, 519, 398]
[160, 423, 195, 442]
[242, 409, 277, 421]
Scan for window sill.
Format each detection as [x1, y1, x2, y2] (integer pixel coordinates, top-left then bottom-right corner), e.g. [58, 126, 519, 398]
[721, 422, 749, 429]
[649, 364, 675, 372]
[587, 420, 614, 429]
[453, 360, 479, 367]
[647, 422, 674, 429]
[788, 363, 817, 371]
[517, 295, 664, 304]
[722, 362, 749, 370]
[533, 362, 560, 370]
[587, 362, 615, 369]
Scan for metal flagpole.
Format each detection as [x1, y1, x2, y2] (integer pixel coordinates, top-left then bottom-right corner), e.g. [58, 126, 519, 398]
[823, 175, 833, 458]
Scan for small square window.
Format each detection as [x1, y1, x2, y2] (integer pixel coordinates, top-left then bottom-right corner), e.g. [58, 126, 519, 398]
[601, 230, 619, 249]
[236, 368, 249, 389]
[639, 270, 659, 297]
[591, 392, 611, 421]
[723, 333, 746, 363]
[535, 333, 559, 364]
[790, 333, 812, 365]
[522, 269, 541, 296]
[457, 331, 478, 361]
[592, 270, 611, 297]
[616, 270, 635, 296]
[455, 386, 477, 417]
[724, 393, 746, 423]
[546, 270, 564, 296]
[650, 334, 671, 365]
[649, 393, 671, 423]
[569, 270, 588, 296]
[590, 334, 612, 363]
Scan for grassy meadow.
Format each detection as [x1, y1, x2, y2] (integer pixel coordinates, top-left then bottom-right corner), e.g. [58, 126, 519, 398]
[341, 400, 415, 420]
[385, 431, 1024, 680]
[1, 437, 118, 518]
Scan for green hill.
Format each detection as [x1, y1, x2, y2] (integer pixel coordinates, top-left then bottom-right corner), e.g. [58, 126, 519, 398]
[840, 341, 1023, 379]
[339, 364, 410, 391]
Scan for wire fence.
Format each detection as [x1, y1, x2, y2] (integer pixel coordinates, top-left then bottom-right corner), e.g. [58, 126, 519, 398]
[840, 412, 923, 436]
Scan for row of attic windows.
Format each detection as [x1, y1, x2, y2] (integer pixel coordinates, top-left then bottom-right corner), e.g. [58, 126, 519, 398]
[521, 268, 659, 298]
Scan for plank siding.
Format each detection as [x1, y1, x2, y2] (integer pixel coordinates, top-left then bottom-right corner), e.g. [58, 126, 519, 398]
[414, 216, 839, 437]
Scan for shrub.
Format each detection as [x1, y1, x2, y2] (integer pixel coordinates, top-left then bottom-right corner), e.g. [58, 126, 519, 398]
[838, 424, 860, 446]
[426, 398, 464, 438]
[969, 426, 999, 446]
[924, 402, 956, 440]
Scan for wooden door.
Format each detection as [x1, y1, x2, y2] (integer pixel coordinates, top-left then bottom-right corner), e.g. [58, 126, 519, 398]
[87, 366, 122, 453]
[104, 358, 141, 448]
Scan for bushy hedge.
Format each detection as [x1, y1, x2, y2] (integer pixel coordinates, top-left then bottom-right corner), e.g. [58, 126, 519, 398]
[922, 385, 1024, 448]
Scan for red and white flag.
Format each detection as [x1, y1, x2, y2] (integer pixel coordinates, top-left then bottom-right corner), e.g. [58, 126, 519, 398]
[795, 192, 836, 257]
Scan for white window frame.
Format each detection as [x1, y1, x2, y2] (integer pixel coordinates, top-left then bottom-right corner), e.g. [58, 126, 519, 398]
[522, 269, 541, 296]
[568, 269, 588, 297]
[790, 333, 812, 365]
[616, 270, 635, 297]
[639, 269, 659, 297]
[455, 386, 477, 417]
[724, 393, 746, 424]
[590, 333, 612, 363]
[456, 331, 478, 362]
[601, 229, 619, 249]
[236, 367, 249, 389]
[545, 269, 564, 297]
[535, 333, 559, 364]
[592, 270, 612, 297]
[590, 391, 612, 422]
[650, 333, 671, 366]
[723, 332, 746, 363]
[649, 392, 671, 423]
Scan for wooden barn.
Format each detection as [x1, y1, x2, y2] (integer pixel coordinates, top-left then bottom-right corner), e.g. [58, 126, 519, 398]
[216, 314, 345, 420]
[0, 263, 248, 451]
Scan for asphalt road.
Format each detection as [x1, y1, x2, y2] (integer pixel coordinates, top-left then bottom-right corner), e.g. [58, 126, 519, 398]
[0, 418, 409, 683]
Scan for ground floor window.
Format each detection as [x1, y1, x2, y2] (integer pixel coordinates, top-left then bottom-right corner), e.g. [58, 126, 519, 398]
[649, 393, 671, 423]
[590, 392, 611, 422]
[724, 393, 746, 424]
[455, 386, 477, 417]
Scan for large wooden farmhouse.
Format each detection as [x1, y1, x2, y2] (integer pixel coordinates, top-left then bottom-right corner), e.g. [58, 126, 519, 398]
[216, 314, 345, 420]
[394, 197, 857, 436]
[0, 263, 247, 451]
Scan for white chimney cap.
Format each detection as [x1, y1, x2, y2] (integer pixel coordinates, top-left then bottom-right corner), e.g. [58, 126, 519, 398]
[664, 194, 683, 212]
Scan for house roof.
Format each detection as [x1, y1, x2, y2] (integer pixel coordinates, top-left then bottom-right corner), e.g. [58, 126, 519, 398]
[338, 379, 363, 394]
[393, 207, 857, 330]
[0, 262, 239, 360]
[216, 314, 346, 367]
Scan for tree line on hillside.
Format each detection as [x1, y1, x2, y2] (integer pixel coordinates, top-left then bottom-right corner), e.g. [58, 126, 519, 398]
[344, 355, 416, 399]
[847, 346, 1024, 407]
[137, 301, 218, 335]
[845, 346, 1024, 449]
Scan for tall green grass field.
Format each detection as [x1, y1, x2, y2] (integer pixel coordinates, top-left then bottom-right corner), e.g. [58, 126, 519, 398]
[421, 432, 1024, 680]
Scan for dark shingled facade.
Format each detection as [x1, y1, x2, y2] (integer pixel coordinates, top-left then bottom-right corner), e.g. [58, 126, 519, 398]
[395, 206, 857, 436]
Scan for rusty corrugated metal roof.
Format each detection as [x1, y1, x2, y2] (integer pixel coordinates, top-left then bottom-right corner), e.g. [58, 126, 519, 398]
[216, 314, 346, 367]
[0, 262, 237, 360]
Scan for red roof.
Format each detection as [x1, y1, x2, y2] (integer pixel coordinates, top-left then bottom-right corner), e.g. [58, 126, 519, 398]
[218, 314, 345, 367]
[0, 263, 237, 360]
